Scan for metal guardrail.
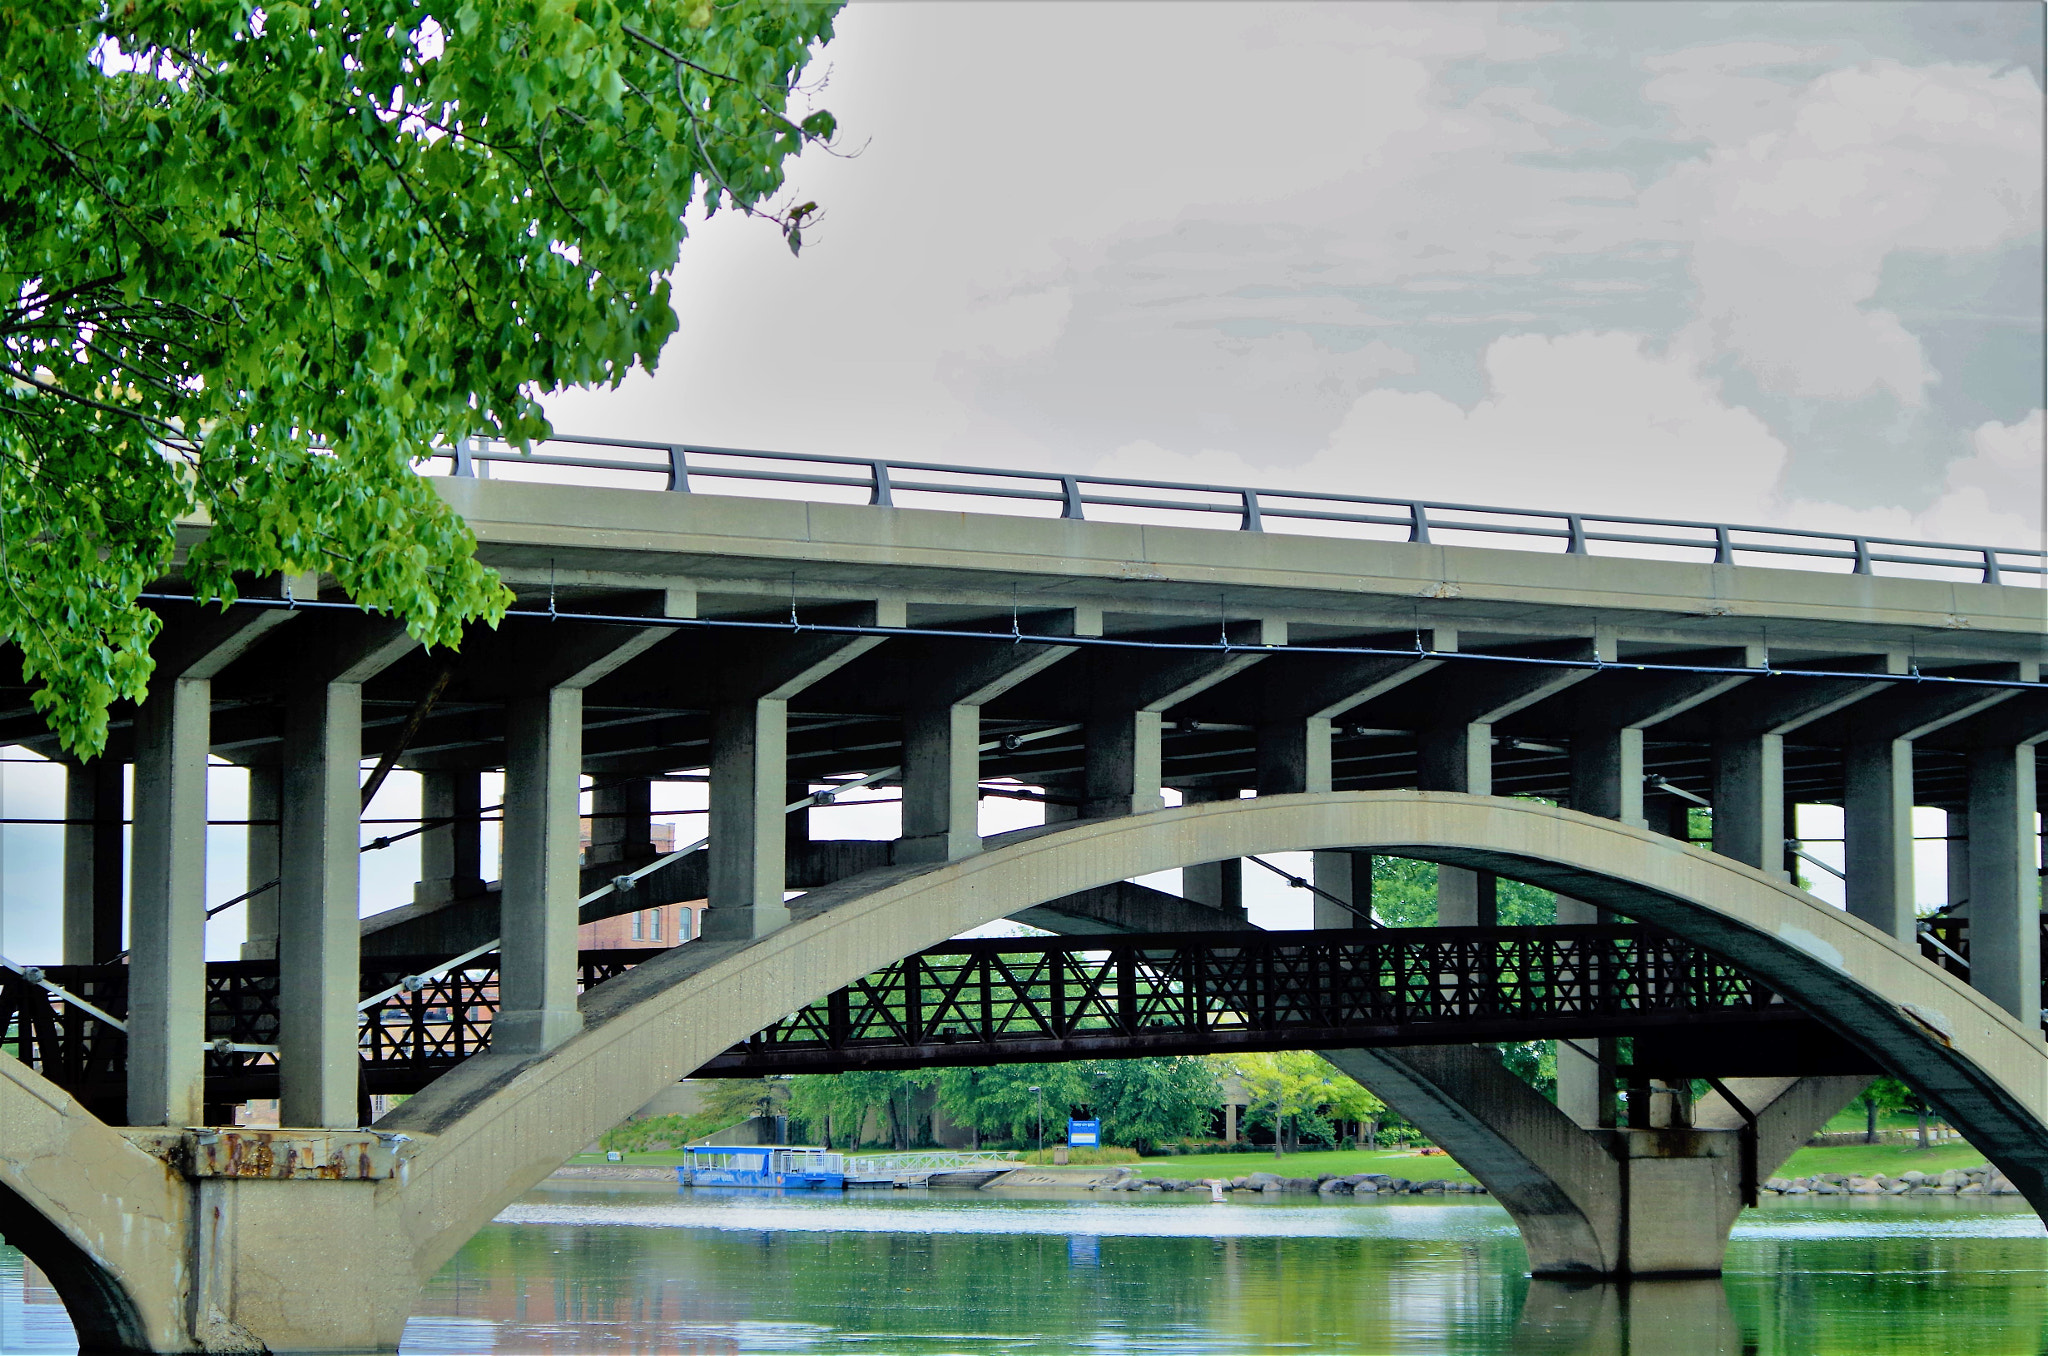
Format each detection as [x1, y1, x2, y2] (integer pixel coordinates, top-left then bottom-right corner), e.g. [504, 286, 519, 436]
[428, 434, 2045, 585]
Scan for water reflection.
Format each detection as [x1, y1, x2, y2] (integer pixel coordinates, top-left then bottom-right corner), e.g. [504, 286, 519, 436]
[1511, 1279, 1742, 1355]
[5, 1188, 2047, 1353]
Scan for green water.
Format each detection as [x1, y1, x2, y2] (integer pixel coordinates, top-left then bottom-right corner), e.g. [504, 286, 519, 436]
[6, 1185, 2047, 1353]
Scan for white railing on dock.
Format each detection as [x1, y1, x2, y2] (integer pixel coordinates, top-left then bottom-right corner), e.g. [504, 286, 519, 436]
[843, 1151, 1022, 1175]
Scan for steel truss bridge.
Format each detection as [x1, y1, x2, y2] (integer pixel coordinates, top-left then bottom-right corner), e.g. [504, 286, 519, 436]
[1, 922, 1892, 1116]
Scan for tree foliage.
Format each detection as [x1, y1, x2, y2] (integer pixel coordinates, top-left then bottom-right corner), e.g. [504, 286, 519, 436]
[1, 0, 842, 754]
[1220, 1051, 1385, 1155]
[1370, 855, 1556, 926]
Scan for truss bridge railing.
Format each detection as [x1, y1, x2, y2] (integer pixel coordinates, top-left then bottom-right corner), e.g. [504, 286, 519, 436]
[0, 926, 1858, 1103]
[426, 434, 2043, 586]
[695, 924, 1800, 1075]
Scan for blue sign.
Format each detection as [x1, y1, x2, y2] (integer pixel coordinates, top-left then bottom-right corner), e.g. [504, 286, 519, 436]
[1068, 1118, 1101, 1147]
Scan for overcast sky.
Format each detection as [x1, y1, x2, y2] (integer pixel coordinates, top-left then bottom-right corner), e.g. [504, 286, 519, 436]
[554, 0, 2045, 548]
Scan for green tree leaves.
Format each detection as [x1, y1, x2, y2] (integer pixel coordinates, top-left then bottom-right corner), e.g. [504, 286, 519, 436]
[1, 1, 842, 754]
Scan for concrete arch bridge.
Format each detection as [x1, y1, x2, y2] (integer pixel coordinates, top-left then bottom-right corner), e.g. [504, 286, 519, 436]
[0, 446, 2040, 1351]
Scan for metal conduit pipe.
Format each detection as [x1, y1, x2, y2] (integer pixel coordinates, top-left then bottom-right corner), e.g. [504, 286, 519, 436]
[136, 593, 2048, 694]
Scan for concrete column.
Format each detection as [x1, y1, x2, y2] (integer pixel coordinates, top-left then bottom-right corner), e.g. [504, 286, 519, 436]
[1965, 744, 2040, 1026]
[1254, 717, 1332, 796]
[1082, 710, 1165, 817]
[1419, 722, 1492, 795]
[416, 769, 484, 905]
[62, 758, 124, 964]
[497, 689, 585, 1055]
[1309, 849, 1370, 929]
[240, 764, 282, 960]
[1438, 867, 1497, 927]
[1554, 897, 1619, 1130]
[1844, 739, 1916, 941]
[1946, 810, 1969, 910]
[127, 677, 211, 1127]
[707, 698, 791, 938]
[278, 679, 365, 1128]
[1417, 713, 1500, 922]
[589, 778, 653, 866]
[1710, 733, 1783, 874]
[1179, 787, 1245, 917]
[900, 704, 981, 863]
[785, 779, 813, 852]
[1571, 727, 1645, 827]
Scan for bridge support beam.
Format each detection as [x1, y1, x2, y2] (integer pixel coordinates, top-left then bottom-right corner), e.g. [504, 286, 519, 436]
[589, 777, 654, 865]
[279, 679, 370, 1127]
[416, 768, 486, 906]
[128, 596, 303, 1126]
[1181, 788, 1246, 916]
[1326, 1046, 1862, 1277]
[901, 622, 1085, 864]
[1844, 740, 1916, 942]
[707, 604, 899, 937]
[498, 688, 588, 1056]
[62, 756, 125, 965]
[277, 620, 416, 1127]
[241, 763, 283, 960]
[1966, 742, 2041, 1026]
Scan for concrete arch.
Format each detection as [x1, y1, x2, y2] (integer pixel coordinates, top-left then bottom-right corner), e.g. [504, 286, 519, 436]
[385, 791, 2048, 1287]
[0, 1056, 193, 1353]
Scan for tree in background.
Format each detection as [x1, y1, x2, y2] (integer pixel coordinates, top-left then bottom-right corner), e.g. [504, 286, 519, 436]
[787, 1070, 932, 1150]
[1223, 1051, 1382, 1157]
[698, 1076, 790, 1131]
[932, 1063, 1091, 1148]
[1861, 1074, 1925, 1145]
[1369, 857, 1555, 926]
[1090, 1057, 1224, 1154]
[2, 1, 842, 755]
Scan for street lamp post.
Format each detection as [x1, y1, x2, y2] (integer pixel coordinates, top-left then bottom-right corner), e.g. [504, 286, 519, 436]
[1030, 1085, 1043, 1157]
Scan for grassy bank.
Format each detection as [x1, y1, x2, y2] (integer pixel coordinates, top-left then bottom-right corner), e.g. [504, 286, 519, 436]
[563, 1140, 1993, 1189]
[1137, 1148, 1477, 1184]
[1774, 1141, 1988, 1180]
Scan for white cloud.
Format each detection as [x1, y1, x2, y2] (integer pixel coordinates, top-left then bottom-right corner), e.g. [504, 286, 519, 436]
[1095, 331, 1792, 522]
[1784, 410, 2044, 548]
[1646, 60, 2043, 406]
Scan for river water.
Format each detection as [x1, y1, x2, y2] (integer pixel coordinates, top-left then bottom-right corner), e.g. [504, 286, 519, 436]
[5, 1183, 2046, 1353]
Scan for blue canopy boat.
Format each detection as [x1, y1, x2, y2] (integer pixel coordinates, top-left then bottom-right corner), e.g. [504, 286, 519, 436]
[677, 1145, 847, 1190]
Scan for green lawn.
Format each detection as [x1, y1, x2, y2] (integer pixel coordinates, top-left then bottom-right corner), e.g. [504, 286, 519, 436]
[1136, 1148, 1477, 1183]
[1775, 1141, 1988, 1179]
[1137, 1142, 1986, 1189]
[561, 1140, 1992, 1188]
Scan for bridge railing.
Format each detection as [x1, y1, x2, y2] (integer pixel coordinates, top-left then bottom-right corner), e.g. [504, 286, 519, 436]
[710, 925, 1787, 1072]
[11, 922, 2044, 1104]
[418, 435, 2044, 586]
[842, 1151, 1023, 1176]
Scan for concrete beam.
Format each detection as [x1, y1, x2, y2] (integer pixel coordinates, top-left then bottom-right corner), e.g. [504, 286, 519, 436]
[128, 596, 301, 1127]
[1181, 787, 1247, 917]
[900, 621, 1087, 864]
[1966, 743, 2042, 1026]
[1843, 739, 1916, 942]
[1082, 621, 1284, 818]
[416, 768, 485, 905]
[241, 763, 282, 960]
[1708, 660, 1900, 874]
[497, 687, 585, 1055]
[61, 758, 124, 965]
[1568, 657, 1756, 830]
[277, 619, 416, 1128]
[708, 602, 905, 937]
